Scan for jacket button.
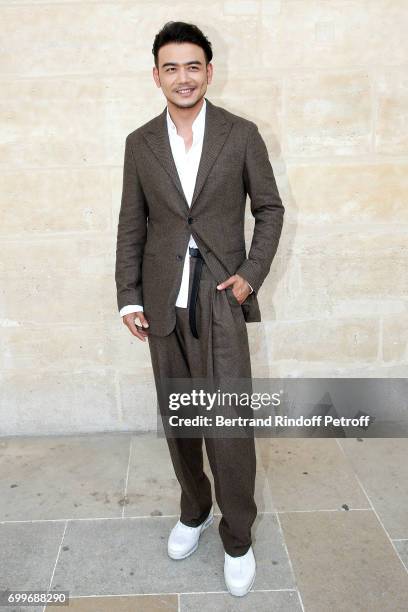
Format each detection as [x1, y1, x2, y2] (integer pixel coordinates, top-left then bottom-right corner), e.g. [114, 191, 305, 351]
[187, 217, 193, 224]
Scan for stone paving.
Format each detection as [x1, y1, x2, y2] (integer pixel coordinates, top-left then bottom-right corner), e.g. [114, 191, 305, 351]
[0, 433, 407, 611]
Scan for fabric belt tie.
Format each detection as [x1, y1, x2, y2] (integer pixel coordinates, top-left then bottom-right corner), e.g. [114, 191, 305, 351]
[188, 247, 204, 339]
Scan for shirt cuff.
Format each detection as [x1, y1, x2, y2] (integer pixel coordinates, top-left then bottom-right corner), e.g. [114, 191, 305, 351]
[119, 304, 144, 317]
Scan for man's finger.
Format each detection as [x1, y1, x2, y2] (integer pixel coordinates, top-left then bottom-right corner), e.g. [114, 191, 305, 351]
[135, 312, 149, 329]
[217, 275, 236, 290]
[123, 313, 149, 341]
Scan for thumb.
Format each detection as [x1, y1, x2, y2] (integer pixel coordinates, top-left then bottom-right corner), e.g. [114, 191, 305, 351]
[217, 276, 235, 290]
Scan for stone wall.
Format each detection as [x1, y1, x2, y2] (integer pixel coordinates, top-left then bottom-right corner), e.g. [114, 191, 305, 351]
[1, 1, 407, 435]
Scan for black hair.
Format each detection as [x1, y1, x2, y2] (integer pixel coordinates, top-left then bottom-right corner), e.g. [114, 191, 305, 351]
[152, 21, 213, 68]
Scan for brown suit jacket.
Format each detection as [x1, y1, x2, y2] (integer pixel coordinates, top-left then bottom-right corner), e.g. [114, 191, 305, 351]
[115, 97, 284, 336]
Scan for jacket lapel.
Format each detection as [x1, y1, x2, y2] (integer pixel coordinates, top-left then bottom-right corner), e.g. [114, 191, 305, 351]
[142, 97, 233, 214]
[190, 98, 232, 210]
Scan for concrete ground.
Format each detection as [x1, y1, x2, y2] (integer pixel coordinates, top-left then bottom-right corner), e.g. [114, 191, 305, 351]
[0, 433, 407, 611]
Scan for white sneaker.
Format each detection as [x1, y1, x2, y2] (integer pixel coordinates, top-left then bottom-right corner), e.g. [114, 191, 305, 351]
[167, 506, 214, 560]
[224, 545, 256, 596]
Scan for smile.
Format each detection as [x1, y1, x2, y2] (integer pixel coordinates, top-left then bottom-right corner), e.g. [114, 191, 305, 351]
[176, 88, 195, 95]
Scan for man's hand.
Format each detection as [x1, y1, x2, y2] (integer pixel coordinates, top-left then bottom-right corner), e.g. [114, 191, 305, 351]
[122, 311, 150, 341]
[216, 274, 252, 305]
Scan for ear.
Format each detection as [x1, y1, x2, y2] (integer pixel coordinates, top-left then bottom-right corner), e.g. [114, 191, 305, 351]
[206, 62, 213, 84]
[152, 66, 161, 88]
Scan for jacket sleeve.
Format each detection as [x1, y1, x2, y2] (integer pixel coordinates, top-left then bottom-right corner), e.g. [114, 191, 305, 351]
[115, 135, 148, 312]
[235, 122, 285, 294]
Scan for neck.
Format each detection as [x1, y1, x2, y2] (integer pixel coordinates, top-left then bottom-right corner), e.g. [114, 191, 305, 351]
[167, 96, 205, 131]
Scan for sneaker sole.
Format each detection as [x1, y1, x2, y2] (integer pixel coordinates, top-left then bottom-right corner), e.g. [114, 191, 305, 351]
[168, 510, 214, 560]
[225, 567, 256, 597]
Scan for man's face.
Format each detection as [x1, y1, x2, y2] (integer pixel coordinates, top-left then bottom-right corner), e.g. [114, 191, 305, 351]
[153, 42, 213, 108]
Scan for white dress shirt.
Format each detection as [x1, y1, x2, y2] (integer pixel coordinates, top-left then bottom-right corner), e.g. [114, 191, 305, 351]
[119, 98, 252, 318]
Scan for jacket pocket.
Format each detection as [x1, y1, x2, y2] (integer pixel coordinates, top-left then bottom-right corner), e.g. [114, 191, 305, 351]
[226, 287, 242, 307]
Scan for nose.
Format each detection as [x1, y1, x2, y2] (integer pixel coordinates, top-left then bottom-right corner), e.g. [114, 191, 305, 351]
[178, 67, 192, 81]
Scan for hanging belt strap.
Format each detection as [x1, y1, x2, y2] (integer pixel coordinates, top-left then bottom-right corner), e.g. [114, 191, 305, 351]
[188, 247, 204, 339]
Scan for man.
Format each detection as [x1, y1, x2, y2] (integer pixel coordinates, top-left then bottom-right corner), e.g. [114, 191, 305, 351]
[115, 21, 284, 597]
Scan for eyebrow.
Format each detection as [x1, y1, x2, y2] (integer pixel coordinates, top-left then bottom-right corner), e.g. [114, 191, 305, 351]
[161, 60, 203, 68]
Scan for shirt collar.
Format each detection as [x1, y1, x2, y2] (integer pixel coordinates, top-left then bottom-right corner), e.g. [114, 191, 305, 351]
[166, 97, 206, 137]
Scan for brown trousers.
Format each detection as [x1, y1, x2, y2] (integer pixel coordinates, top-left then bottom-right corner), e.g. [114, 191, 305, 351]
[147, 256, 257, 557]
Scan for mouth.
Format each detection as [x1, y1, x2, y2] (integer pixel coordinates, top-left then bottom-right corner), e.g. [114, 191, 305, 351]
[176, 87, 196, 97]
